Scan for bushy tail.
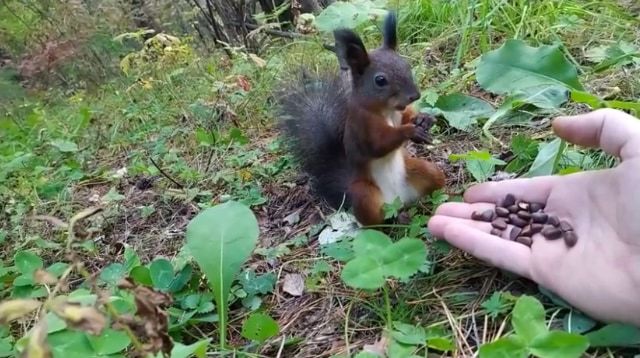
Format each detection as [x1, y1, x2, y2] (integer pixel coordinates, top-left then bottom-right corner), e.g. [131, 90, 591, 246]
[275, 69, 351, 208]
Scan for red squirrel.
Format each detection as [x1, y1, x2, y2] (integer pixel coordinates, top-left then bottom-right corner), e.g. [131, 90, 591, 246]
[278, 11, 445, 226]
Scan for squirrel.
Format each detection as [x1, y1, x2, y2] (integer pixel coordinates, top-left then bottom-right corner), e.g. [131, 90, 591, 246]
[277, 11, 445, 226]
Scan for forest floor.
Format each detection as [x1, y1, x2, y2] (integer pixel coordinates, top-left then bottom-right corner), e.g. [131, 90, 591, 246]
[2, 1, 640, 357]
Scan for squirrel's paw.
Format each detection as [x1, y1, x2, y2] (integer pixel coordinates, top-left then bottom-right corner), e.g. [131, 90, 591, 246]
[412, 113, 436, 131]
[410, 113, 435, 144]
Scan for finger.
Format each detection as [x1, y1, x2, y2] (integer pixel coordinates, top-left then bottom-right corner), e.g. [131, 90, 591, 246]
[552, 108, 640, 160]
[434, 202, 496, 219]
[428, 216, 532, 278]
[428, 215, 494, 236]
[463, 176, 558, 204]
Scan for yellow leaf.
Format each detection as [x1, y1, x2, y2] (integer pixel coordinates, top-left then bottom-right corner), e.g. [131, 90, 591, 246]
[21, 321, 51, 358]
[50, 300, 106, 335]
[33, 269, 57, 286]
[238, 169, 253, 182]
[0, 299, 41, 324]
[248, 53, 266, 68]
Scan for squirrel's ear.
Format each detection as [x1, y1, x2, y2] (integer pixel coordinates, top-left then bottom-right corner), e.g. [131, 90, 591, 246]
[382, 11, 397, 50]
[334, 29, 370, 75]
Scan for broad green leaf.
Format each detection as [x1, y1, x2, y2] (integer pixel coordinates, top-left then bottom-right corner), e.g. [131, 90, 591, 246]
[87, 329, 131, 355]
[391, 321, 426, 345]
[169, 338, 211, 358]
[169, 264, 193, 293]
[354, 353, 381, 358]
[512, 296, 548, 343]
[46, 263, 69, 278]
[0, 336, 13, 357]
[315, 0, 387, 33]
[525, 138, 564, 178]
[340, 256, 386, 290]
[185, 201, 259, 348]
[381, 238, 426, 280]
[427, 337, 454, 351]
[321, 239, 355, 262]
[429, 93, 494, 130]
[478, 336, 527, 358]
[14, 251, 43, 275]
[353, 230, 391, 257]
[241, 312, 279, 343]
[387, 340, 416, 358]
[562, 310, 596, 334]
[130, 266, 152, 286]
[529, 331, 589, 358]
[570, 91, 605, 108]
[511, 85, 568, 109]
[481, 291, 510, 319]
[50, 139, 79, 153]
[585, 323, 640, 347]
[149, 258, 174, 291]
[450, 151, 506, 182]
[476, 39, 584, 95]
[47, 330, 95, 358]
[99, 263, 126, 286]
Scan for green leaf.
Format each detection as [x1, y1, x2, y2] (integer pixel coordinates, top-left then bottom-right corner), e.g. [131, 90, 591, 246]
[352, 230, 391, 257]
[239, 270, 276, 296]
[387, 340, 417, 358]
[123, 247, 141, 273]
[450, 151, 506, 182]
[47, 330, 95, 358]
[130, 266, 152, 286]
[511, 85, 568, 109]
[241, 312, 279, 343]
[169, 338, 211, 358]
[149, 258, 174, 291]
[86, 329, 131, 355]
[481, 291, 510, 319]
[321, 239, 355, 262]
[511, 295, 548, 343]
[315, 0, 387, 33]
[46, 263, 69, 278]
[525, 138, 564, 177]
[14, 251, 43, 275]
[340, 256, 386, 290]
[585, 323, 640, 347]
[185, 201, 259, 348]
[476, 39, 584, 95]
[99, 263, 126, 286]
[562, 310, 596, 334]
[478, 336, 527, 358]
[570, 90, 605, 108]
[529, 331, 589, 358]
[50, 139, 79, 153]
[382, 238, 426, 280]
[429, 93, 494, 130]
[169, 264, 192, 293]
[391, 321, 426, 345]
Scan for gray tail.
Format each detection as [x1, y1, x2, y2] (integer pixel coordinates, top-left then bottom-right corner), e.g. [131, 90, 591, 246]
[275, 69, 351, 209]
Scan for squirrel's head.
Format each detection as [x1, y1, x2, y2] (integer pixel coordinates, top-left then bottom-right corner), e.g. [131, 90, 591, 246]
[333, 11, 420, 112]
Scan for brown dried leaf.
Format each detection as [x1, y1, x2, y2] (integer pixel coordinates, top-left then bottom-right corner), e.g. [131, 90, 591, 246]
[282, 273, 304, 296]
[33, 269, 57, 286]
[50, 300, 106, 335]
[21, 321, 51, 358]
[0, 299, 42, 324]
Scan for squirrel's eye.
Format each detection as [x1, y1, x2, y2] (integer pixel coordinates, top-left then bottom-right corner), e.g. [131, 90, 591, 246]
[374, 75, 388, 87]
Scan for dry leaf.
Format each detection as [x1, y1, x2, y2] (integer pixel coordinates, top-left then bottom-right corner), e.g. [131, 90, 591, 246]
[283, 209, 301, 225]
[50, 300, 106, 335]
[33, 269, 57, 286]
[21, 321, 51, 358]
[0, 299, 41, 324]
[362, 335, 389, 357]
[235, 75, 251, 91]
[282, 273, 304, 296]
[248, 53, 266, 68]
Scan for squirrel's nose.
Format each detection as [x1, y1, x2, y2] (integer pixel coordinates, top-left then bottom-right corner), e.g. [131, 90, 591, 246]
[408, 92, 420, 102]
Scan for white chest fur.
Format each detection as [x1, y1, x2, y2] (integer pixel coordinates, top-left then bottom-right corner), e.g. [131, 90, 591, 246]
[369, 110, 419, 204]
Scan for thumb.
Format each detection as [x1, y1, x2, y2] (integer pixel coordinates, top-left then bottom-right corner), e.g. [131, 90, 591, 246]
[552, 108, 640, 160]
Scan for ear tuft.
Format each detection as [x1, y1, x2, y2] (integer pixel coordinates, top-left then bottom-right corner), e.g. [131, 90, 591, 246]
[382, 11, 397, 50]
[333, 29, 370, 74]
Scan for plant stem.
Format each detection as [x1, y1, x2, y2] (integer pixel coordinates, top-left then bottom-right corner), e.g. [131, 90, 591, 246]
[382, 284, 392, 330]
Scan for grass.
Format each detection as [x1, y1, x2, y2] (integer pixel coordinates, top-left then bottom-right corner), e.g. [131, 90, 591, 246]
[1, 0, 640, 356]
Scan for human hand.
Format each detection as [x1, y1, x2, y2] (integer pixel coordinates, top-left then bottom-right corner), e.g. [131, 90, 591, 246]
[428, 108, 640, 326]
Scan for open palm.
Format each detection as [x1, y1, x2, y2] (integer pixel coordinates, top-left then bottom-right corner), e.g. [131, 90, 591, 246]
[428, 109, 640, 326]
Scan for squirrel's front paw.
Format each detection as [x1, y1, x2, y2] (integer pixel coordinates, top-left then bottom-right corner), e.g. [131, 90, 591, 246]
[410, 125, 431, 144]
[410, 113, 435, 144]
[412, 113, 436, 131]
